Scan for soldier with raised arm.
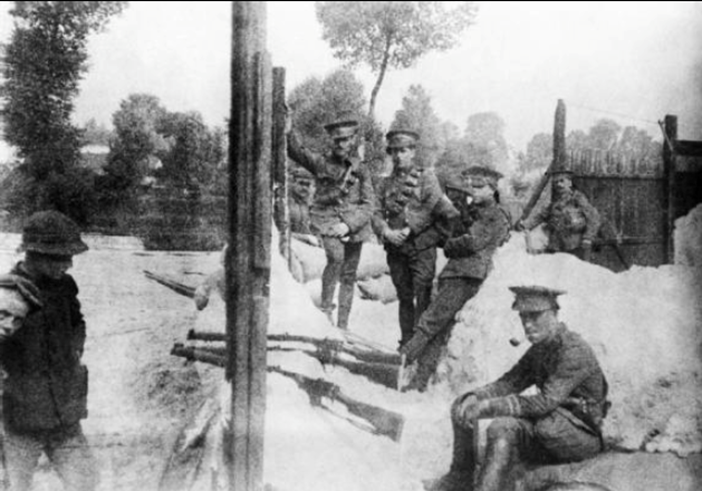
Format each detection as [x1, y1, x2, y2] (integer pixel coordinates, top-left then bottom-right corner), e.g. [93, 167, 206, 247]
[286, 113, 375, 329]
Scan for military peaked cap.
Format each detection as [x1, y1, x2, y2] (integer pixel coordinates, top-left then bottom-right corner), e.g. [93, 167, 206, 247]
[453, 165, 504, 191]
[386, 129, 420, 150]
[324, 114, 359, 140]
[509, 285, 566, 312]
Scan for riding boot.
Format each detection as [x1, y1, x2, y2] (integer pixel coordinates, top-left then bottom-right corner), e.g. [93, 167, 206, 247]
[336, 281, 355, 330]
[414, 284, 433, 325]
[475, 437, 514, 491]
[320, 267, 338, 325]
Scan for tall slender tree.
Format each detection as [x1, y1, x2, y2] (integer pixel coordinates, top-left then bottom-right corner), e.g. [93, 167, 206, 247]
[316, 1, 477, 118]
[0, 1, 126, 219]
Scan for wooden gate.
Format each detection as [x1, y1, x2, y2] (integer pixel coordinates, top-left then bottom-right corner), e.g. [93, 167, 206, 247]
[569, 114, 702, 272]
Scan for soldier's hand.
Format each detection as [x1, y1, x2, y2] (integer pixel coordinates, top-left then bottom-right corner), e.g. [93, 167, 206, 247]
[193, 285, 210, 311]
[451, 394, 478, 425]
[384, 229, 406, 247]
[453, 395, 482, 427]
[399, 331, 430, 363]
[329, 222, 350, 238]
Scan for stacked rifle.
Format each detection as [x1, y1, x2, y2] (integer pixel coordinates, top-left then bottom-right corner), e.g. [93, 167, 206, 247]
[145, 270, 405, 442]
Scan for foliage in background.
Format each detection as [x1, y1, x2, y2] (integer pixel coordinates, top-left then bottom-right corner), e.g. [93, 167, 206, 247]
[0, 1, 126, 223]
[390, 84, 443, 168]
[316, 1, 478, 117]
[288, 69, 386, 175]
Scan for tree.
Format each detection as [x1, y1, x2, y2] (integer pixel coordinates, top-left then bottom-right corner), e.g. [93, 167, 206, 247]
[463, 112, 509, 173]
[0, 1, 126, 221]
[288, 69, 367, 153]
[103, 93, 169, 194]
[588, 118, 621, 152]
[316, 1, 478, 117]
[390, 84, 442, 167]
[520, 132, 552, 173]
[81, 118, 112, 146]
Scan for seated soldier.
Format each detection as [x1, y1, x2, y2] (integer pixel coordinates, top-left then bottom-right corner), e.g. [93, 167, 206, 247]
[517, 166, 601, 262]
[428, 286, 609, 491]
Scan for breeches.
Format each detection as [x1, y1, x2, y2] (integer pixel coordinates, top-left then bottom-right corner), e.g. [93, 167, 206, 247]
[321, 237, 363, 285]
[4, 422, 99, 491]
[483, 413, 601, 465]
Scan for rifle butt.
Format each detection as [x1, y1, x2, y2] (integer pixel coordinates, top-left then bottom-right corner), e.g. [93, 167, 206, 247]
[334, 392, 405, 442]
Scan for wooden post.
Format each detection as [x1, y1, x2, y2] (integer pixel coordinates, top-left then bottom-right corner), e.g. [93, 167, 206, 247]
[227, 3, 271, 491]
[663, 115, 677, 264]
[271, 67, 291, 265]
[518, 99, 566, 223]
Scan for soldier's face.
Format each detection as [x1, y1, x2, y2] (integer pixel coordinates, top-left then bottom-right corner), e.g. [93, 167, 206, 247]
[519, 309, 558, 345]
[388, 146, 415, 171]
[332, 135, 355, 159]
[27, 253, 73, 280]
[0, 290, 29, 341]
[553, 175, 572, 194]
[292, 178, 313, 200]
[465, 179, 494, 205]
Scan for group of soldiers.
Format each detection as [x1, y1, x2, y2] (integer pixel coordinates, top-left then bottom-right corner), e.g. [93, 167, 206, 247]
[285, 113, 608, 491]
[0, 113, 606, 491]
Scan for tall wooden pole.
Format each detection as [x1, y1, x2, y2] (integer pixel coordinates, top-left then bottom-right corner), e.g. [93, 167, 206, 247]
[663, 115, 677, 264]
[271, 67, 290, 263]
[519, 99, 566, 223]
[227, 3, 271, 490]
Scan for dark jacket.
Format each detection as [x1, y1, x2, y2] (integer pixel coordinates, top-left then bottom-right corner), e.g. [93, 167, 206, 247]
[523, 189, 601, 252]
[439, 201, 511, 280]
[473, 323, 608, 432]
[1, 263, 88, 431]
[287, 132, 374, 242]
[373, 167, 457, 253]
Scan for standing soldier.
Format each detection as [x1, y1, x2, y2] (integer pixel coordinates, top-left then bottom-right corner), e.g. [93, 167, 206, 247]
[372, 129, 458, 348]
[400, 166, 511, 391]
[286, 114, 375, 329]
[0, 210, 98, 491]
[428, 286, 609, 491]
[517, 165, 601, 262]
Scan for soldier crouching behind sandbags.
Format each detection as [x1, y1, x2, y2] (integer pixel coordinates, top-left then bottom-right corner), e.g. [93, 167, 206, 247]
[516, 164, 601, 262]
[427, 286, 609, 491]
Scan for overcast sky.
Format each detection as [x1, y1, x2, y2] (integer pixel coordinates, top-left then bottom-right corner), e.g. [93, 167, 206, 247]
[1, 1, 702, 152]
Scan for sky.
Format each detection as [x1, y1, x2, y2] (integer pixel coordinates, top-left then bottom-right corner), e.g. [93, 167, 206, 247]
[1, 1, 702, 154]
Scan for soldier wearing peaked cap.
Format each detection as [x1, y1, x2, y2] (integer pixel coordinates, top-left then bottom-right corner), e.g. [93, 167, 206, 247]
[286, 112, 375, 329]
[400, 165, 511, 391]
[288, 165, 315, 238]
[372, 129, 459, 348]
[0, 210, 99, 491]
[427, 286, 609, 491]
[517, 164, 601, 262]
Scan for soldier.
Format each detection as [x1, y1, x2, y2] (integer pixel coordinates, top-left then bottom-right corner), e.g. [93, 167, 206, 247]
[288, 165, 318, 246]
[517, 165, 601, 262]
[400, 166, 511, 391]
[428, 286, 609, 491]
[372, 129, 458, 348]
[0, 210, 98, 491]
[286, 113, 375, 329]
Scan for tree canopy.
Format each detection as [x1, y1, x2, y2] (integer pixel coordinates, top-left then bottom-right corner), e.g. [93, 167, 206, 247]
[316, 1, 478, 117]
[0, 0, 126, 220]
[390, 84, 442, 168]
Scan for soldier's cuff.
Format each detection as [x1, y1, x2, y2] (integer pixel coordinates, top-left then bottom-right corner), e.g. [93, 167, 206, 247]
[478, 395, 521, 418]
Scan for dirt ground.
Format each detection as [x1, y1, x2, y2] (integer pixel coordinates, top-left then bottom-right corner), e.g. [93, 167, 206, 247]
[1, 230, 701, 491]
